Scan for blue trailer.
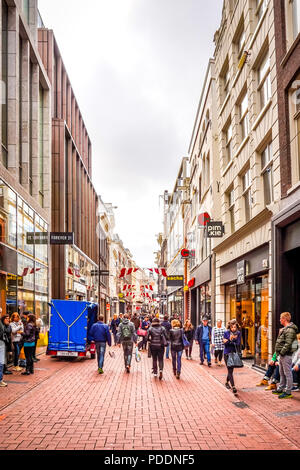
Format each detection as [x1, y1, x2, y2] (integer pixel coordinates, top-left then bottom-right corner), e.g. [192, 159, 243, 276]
[46, 300, 98, 359]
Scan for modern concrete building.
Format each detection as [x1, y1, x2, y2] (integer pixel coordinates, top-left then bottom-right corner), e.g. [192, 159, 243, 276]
[213, 0, 280, 368]
[0, 0, 51, 323]
[37, 27, 99, 303]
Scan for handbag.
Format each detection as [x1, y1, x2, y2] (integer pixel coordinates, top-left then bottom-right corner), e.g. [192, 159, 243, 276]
[182, 331, 190, 349]
[137, 322, 147, 337]
[227, 344, 244, 368]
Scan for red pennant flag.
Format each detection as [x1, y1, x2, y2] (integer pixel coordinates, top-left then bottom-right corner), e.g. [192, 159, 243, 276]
[161, 269, 167, 277]
[119, 268, 126, 278]
[127, 268, 133, 275]
[22, 268, 29, 277]
[134, 268, 139, 273]
[149, 285, 153, 291]
[123, 285, 127, 291]
[148, 269, 153, 272]
[155, 268, 159, 274]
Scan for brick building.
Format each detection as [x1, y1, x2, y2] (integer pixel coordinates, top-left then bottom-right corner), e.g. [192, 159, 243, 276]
[272, 0, 300, 335]
[37, 27, 99, 302]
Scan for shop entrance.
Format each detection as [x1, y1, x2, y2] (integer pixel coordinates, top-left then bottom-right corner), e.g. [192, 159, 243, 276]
[0, 273, 6, 314]
[282, 247, 300, 330]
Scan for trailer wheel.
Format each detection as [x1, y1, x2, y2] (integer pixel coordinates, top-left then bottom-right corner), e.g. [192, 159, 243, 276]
[91, 353, 96, 360]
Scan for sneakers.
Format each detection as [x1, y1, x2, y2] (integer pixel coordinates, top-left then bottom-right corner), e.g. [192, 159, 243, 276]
[0, 381, 7, 387]
[278, 392, 293, 399]
[291, 385, 300, 392]
[265, 383, 277, 391]
[256, 379, 269, 387]
[21, 371, 30, 376]
[98, 368, 104, 374]
[272, 389, 283, 395]
[159, 371, 163, 381]
[15, 366, 23, 372]
[3, 370, 12, 375]
[153, 373, 158, 378]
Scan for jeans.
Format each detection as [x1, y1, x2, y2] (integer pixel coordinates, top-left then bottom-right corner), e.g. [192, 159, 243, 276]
[24, 346, 35, 373]
[224, 354, 235, 387]
[13, 342, 21, 367]
[200, 340, 211, 363]
[166, 343, 170, 359]
[292, 364, 300, 385]
[122, 341, 134, 367]
[138, 336, 147, 350]
[264, 364, 280, 383]
[0, 363, 3, 382]
[171, 349, 183, 374]
[185, 340, 194, 358]
[112, 332, 118, 345]
[278, 354, 293, 394]
[96, 342, 106, 369]
[151, 346, 164, 374]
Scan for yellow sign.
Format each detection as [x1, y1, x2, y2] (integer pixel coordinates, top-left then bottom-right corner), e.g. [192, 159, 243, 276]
[118, 293, 124, 298]
[183, 285, 189, 292]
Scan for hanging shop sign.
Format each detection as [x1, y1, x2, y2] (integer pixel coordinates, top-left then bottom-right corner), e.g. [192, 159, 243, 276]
[206, 222, 224, 238]
[50, 232, 74, 245]
[188, 278, 195, 288]
[26, 232, 48, 245]
[180, 249, 196, 259]
[198, 212, 211, 227]
[237, 260, 248, 285]
[167, 275, 184, 287]
[100, 270, 110, 276]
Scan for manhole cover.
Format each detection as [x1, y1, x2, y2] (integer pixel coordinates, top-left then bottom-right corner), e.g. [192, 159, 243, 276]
[5, 380, 29, 385]
[233, 401, 249, 409]
[276, 410, 300, 417]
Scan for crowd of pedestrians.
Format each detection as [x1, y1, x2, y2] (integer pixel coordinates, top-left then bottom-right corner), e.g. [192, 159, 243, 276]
[1, 306, 299, 400]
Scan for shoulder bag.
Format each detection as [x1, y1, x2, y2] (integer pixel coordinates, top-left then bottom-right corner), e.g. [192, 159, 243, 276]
[227, 342, 244, 368]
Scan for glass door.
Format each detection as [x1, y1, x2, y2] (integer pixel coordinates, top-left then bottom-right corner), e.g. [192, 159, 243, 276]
[254, 275, 269, 368]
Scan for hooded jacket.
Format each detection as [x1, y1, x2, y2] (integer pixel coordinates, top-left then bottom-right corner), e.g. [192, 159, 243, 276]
[147, 320, 167, 348]
[275, 323, 298, 357]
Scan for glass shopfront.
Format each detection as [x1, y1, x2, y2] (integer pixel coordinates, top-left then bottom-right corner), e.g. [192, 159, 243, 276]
[66, 246, 97, 302]
[226, 274, 269, 368]
[0, 179, 49, 322]
[199, 282, 211, 322]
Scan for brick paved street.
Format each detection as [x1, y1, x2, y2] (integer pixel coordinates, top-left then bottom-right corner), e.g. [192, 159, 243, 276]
[0, 347, 300, 451]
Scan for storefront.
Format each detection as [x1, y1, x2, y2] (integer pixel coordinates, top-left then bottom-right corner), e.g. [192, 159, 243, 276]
[0, 179, 49, 324]
[220, 243, 271, 368]
[66, 245, 97, 302]
[167, 288, 184, 320]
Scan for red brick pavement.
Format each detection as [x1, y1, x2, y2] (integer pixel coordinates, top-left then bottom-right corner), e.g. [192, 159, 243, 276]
[0, 346, 299, 450]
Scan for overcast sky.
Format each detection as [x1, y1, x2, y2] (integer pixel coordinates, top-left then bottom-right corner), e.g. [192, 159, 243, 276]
[38, 0, 222, 268]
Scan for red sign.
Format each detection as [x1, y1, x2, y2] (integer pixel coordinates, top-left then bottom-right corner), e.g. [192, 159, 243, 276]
[106, 304, 110, 311]
[181, 248, 190, 258]
[188, 278, 195, 288]
[198, 212, 211, 227]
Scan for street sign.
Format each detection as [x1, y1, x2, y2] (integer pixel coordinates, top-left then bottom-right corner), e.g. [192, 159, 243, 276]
[198, 212, 211, 227]
[50, 232, 74, 245]
[237, 260, 247, 285]
[91, 270, 99, 276]
[26, 232, 48, 245]
[206, 222, 224, 238]
[100, 270, 109, 276]
[181, 248, 190, 259]
[166, 275, 184, 287]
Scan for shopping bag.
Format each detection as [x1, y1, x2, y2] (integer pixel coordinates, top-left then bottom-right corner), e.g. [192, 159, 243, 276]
[19, 347, 25, 360]
[227, 344, 244, 368]
[135, 346, 141, 362]
[182, 332, 190, 349]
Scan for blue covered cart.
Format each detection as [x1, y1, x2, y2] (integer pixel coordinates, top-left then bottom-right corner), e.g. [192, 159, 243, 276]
[46, 300, 98, 359]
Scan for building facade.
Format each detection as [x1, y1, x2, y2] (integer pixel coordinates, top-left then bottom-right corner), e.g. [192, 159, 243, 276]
[0, 0, 51, 324]
[37, 27, 99, 303]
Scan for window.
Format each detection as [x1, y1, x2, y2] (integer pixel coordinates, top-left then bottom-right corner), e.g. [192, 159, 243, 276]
[199, 176, 202, 202]
[225, 122, 233, 164]
[29, 62, 33, 195]
[239, 93, 249, 140]
[242, 169, 252, 222]
[19, 36, 23, 184]
[228, 188, 235, 233]
[292, 0, 300, 39]
[1, 0, 8, 167]
[261, 143, 274, 205]
[222, 63, 230, 99]
[22, 0, 30, 23]
[39, 85, 44, 207]
[256, 0, 268, 21]
[258, 52, 271, 109]
[237, 29, 245, 58]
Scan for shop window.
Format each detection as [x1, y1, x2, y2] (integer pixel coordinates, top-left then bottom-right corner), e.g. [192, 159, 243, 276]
[1, 0, 8, 168]
[0, 182, 17, 248]
[257, 52, 271, 109]
[261, 143, 274, 205]
[242, 169, 252, 222]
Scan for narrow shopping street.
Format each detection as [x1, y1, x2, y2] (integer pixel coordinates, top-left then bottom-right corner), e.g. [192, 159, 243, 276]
[0, 349, 299, 451]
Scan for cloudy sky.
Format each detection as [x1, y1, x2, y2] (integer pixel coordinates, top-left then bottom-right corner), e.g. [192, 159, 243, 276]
[38, 0, 222, 268]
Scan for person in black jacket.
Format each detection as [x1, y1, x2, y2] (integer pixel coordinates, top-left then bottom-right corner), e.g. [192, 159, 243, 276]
[1, 314, 12, 377]
[170, 320, 184, 379]
[147, 317, 168, 380]
[161, 315, 171, 359]
[195, 316, 212, 367]
[21, 314, 37, 376]
[183, 319, 195, 360]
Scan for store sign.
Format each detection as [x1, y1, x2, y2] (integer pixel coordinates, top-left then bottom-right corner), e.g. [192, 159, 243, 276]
[206, 222, 224, 238]
[50, 232, 74, 245]
[26, 232, 48, 245]
[188, 278, 195, 288]
[73, 281, 87, 295]
[237, 260, 247, 285]
[106, 303, 110, 311]
[198, 212, 211, 227]
[166, 275, 184, 287]
[181, 249, 190, 259]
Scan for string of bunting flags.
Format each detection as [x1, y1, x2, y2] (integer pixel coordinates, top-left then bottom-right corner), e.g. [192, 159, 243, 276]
[119, 268, 167, 278]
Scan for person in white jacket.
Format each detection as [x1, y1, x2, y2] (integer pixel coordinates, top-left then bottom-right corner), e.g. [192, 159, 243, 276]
[211, 320, 226, 366]
[292, 334, 300, 391]
[10, 313, 24, 371]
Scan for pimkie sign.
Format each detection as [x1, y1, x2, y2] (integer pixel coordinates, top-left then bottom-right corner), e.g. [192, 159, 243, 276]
[206, 222, 224, 238]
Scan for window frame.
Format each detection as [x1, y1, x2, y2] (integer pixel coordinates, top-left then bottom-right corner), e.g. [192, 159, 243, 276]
[239, 93, 249, 141]
[242, 169, 252, 222]
[257, 52, 272, 109]
[261, 143, 274, 205]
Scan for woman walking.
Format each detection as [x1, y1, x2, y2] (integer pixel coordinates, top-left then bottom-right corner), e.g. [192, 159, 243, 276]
[21, 314, 37, 376]
[223, 319, 242, 395]
[147, 317, 168, 380]
[212, 319, 226, 366]
[183, 319, 195, 360]
[10, 313, 24, 371]
[138, 316, 150, 351]
[170, 319, 184, 379]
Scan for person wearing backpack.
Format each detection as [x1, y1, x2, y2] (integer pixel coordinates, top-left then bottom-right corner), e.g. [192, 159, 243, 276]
[117, 314, 138, 373]
[147, 317, 168, 380]
[272, 312, 298, 399]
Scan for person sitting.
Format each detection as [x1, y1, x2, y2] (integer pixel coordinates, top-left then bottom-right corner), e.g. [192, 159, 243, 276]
[256, 351, 280, 391]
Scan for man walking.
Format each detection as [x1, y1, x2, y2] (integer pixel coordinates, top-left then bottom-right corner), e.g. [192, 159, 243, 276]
[117, 313, 137, 373]
[90, 314, 112, 374]
[272, 312, 298, 399]
[195, 316, 212, 367]
[110, 314, 120, 346]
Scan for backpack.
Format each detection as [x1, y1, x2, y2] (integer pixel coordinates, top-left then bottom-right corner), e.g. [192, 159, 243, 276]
[121, 322, 132, 341]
